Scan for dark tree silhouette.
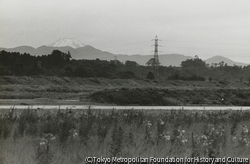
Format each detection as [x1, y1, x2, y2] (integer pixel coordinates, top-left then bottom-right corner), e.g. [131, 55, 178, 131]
[147, 71, 155, 80]
[181, 58, 206, 68]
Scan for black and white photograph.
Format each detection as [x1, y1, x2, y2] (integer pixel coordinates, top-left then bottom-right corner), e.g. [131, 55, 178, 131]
[0, 0, 250, 163]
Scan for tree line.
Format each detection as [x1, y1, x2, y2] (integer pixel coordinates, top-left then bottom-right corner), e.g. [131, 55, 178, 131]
[0, 50, 249, 83]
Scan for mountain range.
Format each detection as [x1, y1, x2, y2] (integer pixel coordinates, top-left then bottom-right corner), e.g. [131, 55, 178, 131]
[0, 38, 248, 67]
[47, 38, 85, 48]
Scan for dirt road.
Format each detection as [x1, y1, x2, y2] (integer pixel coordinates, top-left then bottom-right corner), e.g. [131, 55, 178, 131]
[0, 105, 249, 110]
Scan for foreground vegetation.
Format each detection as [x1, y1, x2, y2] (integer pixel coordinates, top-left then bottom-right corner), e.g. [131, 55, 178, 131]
[0, 108, 249, 164]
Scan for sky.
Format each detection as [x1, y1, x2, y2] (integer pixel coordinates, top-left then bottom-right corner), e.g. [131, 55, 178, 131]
[1, 0, 250, 63]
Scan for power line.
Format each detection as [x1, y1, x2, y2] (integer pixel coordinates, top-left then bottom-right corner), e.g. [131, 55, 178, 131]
[161, 45, 250, 51]
[97, 40, 250, 53]
[161, 39, 250, 46]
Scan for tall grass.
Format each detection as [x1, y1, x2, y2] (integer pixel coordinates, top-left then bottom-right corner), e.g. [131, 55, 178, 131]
[0, 108, 249, 164]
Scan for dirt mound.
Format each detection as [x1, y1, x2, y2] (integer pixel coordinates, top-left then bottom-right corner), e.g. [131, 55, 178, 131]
[89, 88, 250, 106]
[90, 88, 167, 105]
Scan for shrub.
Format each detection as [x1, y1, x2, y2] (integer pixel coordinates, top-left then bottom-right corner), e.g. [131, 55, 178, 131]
[146, 71, 155, 80]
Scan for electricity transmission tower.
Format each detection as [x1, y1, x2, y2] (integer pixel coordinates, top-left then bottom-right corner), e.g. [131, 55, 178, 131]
[146, 35, 161, 81]
[153, 35, 160, 66]
[146, 35, 161, 66]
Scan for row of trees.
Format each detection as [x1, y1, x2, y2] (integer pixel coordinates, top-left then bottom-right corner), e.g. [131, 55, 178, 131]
[0, 50, 137, 78]
[0, 50, 249, 82]
[0, 50, 72, 75]
[0, 50, 71, 67]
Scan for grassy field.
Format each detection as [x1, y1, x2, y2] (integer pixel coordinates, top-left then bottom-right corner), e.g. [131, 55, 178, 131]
[0, 108, 249, 164]
[0, 76, 249, 105]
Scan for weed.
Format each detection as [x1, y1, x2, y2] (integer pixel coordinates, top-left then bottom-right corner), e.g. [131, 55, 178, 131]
[36, 133, 55, 164]
[0, 108, 249, 163]
[110, 123, 123, 157]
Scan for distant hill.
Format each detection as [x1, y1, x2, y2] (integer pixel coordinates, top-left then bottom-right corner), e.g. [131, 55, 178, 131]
[35, 45, 115, 60]
[205, 56, 247, 66]
[0, 46, 36, 54]
[0, 43, 248, 67]
[47, 38, 85, 48]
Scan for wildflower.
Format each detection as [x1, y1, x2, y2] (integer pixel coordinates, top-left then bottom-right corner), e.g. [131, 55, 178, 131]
[232, 136, 237, 141]
[201, 135, 207, 140]
[203, 142, 208, 146]
[182, 139, 188, 144]
[163, 135, 171, 141]
[221, 127, 225, 132]
[147, 121, 152, 127]
[242, 138, 247, 144]
[200, 135, 207, 142]
[39, 138, 48, 146]
[242, 125, 249, 134]
[159, 119, 164, 125]
[179, 131, 184, 137]
[51, 136, 56, 140]
[69, 129, 78, 138]
[73, 131, 78, 137]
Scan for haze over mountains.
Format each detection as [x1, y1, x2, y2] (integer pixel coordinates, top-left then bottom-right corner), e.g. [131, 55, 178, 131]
[0, 38, 248, 67]
[47, 38, 85, 48]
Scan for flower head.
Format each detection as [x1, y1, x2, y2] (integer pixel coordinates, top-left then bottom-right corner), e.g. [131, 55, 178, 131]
[40, 141, 46, 146]
[147, 121, 152, 127]
[164, 135, 171, 141]
[182, 139, 188, 144]
[242, 125, 249, 134]
[159, 119, 164, 125]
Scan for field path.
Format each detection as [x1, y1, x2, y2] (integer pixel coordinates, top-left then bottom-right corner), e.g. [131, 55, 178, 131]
[0, 105, 250, 110]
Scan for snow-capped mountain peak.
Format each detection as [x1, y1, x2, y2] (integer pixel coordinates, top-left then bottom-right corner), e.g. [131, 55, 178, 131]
[47, 38, 85, 49]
